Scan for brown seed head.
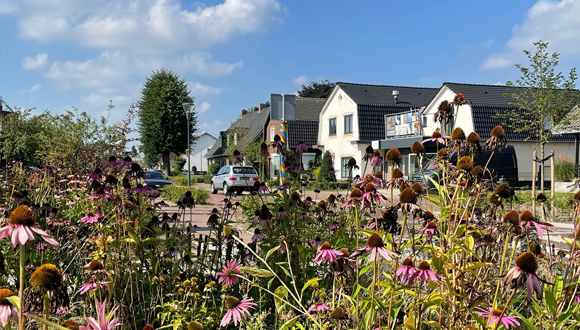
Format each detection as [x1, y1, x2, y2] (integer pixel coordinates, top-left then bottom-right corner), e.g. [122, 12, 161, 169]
[89, 260, 104, 271]
[467, 132, 481, 145]
[399, 188, 417, 204]
[427, 221, 437, 229]
[402, 258, 414, 267]
[424, 210, 435, 220]
[320, 242, 332, 250]
[0, 289, 15, 305]
[503, 210, 519, 225]
[515, 251, 538, 274]
[491, 309, 503, 317]
[470, 165, 484, 179]
[374, 171, 383, 179]
[417, 261, 431, 271]
[330, 307, 347, 320]
[536, 193, 547, 203]
[574, 191, 580, 201]
[348, 157, 357, 166]
[411, 141, 425, 154]
[488, 194, 501, 206]
[225, 296, 240, 310]
[318, 200, 327, 209]
[451, 127, 466, 141]
[367, 233, 384, 248]
[491, 126, 505, 138]
[432, 130, 442, 139]
[520, 210, 535, 223]
[457, 156, 473, 171]
[364, 183, 376, 193]
[438, 101, 451, 112]
[291, 191, 300, 201]
[386, 148, 401, 163]
[327, 194, 336, 203]
[188, 322, 204, 330]
[350, 188, 363, 199]
[437, 149, 448, 159]
[340, 248, 349, 257]
[8, 205, 36, 226]
[495, 183, 511, 198]
[529, 242, 542, 255]
[30, 264, 63, 290]
[61, 320, 80, 330]
[365, 145, 374, 154]
[392, 168, 404, 179]
[411, 182, 423, 194]
[373, 150, 381, 157]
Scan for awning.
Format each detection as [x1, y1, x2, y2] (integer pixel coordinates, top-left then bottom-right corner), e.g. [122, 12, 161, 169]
[372, 136, 426, 150]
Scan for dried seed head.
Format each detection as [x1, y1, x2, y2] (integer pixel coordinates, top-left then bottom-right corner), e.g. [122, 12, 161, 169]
[340, 248, 349, 257]
[225, 296, 240, 310]
[89, 260, 104, 271]
[291, 191, 300, 201]
[62, 319, 80, 330]
[438, 101, 450, 112]
[108, 156, 117, 162]
[0, 289, 15, 305]
[515, 251, 537, 274]
[423, 211, 435, 220]
[399, 188, 417, 204]
[457, 156, 473, 171]
[364, 183, 376, 193]
[536, 193, 547, 203]
[348, 158, 357, 167]
[260, 142, 268, 150]
[392, 168, 404, 179]
[365, 145, 374, 154]
[131, 163, 141, 172]
[417, 261, 431, 271]
[491, 126, 505, 138]
[574, 191, 580, 201]
[411, 182, 423, 194]
[454, 93, 465, 103]
[386, 148, 402, 163]
[367, 233, 384, 248]
[320, 242, 332, 250]
[350, 188, 363, 199]
[488, 194, 501, 206]
[432, 130, 442, 139]
[491, 309, 504, 317]
[30, 264, 63, 290]
[471, 165, 484, 179]
[519, 210, 535, 223]
[327, 194, 336, 203]
[188, 321, 204, 330]
[437, 149, 448, 159]
[373, 150, 381, 157]
[503, 210, 520, 225]
[495, 183, 511, 198]
[529, 242, 542, 255]
[8, 205, 36, 226]
[402, 257, 414, 267]
[330, 307, 347, 320]
[374, 171, 383, 179]
[451, 128, 465, 141]
[427, 221, 437, 229]
[467, 132, 480, 145]
[317, 200, 327, 209]
[411, 141, 425, 155]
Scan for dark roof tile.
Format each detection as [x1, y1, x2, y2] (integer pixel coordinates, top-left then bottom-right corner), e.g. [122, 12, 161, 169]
[295, 97, 326, 121]
[287, 121, 319, 149]
[338, 82, 438, 106]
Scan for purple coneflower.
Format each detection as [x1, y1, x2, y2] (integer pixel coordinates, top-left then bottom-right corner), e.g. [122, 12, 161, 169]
[81, 211, 102, 225]
[423, 130, 447, 145]
[363, 145, 374, 161]
[296, 163, 305, 173]
[418, 221, 438, 240]
[88, 188, 111, 200]
[233, 150, 244, 164]
[79, 299, 122, 330]
[252, 229, 265, 242]
[260, 142, 269, 158]
[351, 233, 398, 262]
[308, 302, 329, 314]
[311, 237, 322, 248]
[216, 260, 242, 288]
[296, 141, 308, 154]
[396, 188, 421, 213]
[371, 151, 383, 166]
[314, 242, 343, 263]
[276, 207, 290, 218]
[220, 296, 256, 327]
[78, 278, 110, 294]
[0, 289, 18, 326]
[362, 183, 387, 203]
[504, 251, 544, 302]
[519, 210, 553, 239]
[357, 173, 384, 188]
[0, 205, 59, 248]
[89, 168, 106, 180]
[395, 258, 416, 284]
[476, 307, 520, 329]
[328, 221, 340, 230]
[408, 261, 443, 285]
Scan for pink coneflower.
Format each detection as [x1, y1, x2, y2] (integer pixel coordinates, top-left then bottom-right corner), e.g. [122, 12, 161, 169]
[351, 233, 398, 262]
[311, 237, 322, 248]
[396, 258, 417, 284]
[408, 261, 443, 285]
[130, 184, 150, 194]
[371, 151, 383, 166]
[395, 188, 421, 213]
[78, 278, 110, 294]
[504, 252, 544, 302]
[252, 229, 265, 242]
[220, 296, 256, 327]
[260, 142, 269, 158]
[362, 145, 374, 162]
[258, 182, 269, 193]
[314, 242, 343, 263]
[476, 307, 520, 329]
[362, 183, 387, 203]
[296, 163, 305, 173]
[356, 174, 384, 188]
[79, 299, 122, 330]
[423, 130, 447, 145]
[0, 289, 18, 326]
[89, 168, 106, 180]
[296, 141, 308, 154]
[0, 205, 59, 248]
[418, 221, 438, 240]
[216, 261, 242, 288]
[297, 212, 309, 221]
[308, 302, 330, 314]
[81, 212, 102, 225]
[519, 210, 553, 239]
[233, 150, 244, 164]
[88, 188, 111, 200]
[36, 241, 47, 252]
[102, 156, 123, 170]
[328, 221, 340, 230]
[276, 207, 290, 218]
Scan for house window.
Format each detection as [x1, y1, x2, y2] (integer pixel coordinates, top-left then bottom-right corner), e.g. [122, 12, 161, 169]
[234, 133, 238, 145]
[344, 115, 353, 134]
[329, 118, 337, 136]
[341, 157, 350, 178]
[270, 127, 275, 142]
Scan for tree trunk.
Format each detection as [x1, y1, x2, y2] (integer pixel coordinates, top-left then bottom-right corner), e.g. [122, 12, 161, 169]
[162, 151, 171, 177]
[540, 144, 545, 193]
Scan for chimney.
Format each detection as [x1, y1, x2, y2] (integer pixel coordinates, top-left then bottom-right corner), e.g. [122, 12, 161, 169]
[392, 90, 399, 104]
[240, 109, 248, 118]
[258, 103, 267, 112]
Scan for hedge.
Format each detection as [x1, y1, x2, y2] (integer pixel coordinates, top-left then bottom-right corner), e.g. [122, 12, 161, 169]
[161, 186, 210, 204]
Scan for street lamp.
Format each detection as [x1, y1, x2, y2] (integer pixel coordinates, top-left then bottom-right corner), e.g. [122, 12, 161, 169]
[182, 103, 195, 187]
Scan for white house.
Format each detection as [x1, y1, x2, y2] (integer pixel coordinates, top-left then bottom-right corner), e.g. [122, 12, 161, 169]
[317, 82, 439, 180]
[185, 132, 217, 172]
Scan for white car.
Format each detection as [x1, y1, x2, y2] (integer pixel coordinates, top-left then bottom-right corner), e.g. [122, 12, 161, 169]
[210, 166, 259, 195]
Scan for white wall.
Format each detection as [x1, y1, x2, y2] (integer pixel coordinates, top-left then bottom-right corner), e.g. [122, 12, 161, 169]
[423, 86, 474, 135]
[511, 141, 576, 181]
[318, 87, 366, 179]
[185, 133, 217, 172]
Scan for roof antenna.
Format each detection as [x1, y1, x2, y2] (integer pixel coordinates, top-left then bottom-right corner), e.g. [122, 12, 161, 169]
[392, 90, 399, 104]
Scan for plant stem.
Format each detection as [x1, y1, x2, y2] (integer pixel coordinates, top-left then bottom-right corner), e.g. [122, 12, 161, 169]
[43, 291, 49, 330]
[492, 289, 517, 330]
[19, 245, 25, 330]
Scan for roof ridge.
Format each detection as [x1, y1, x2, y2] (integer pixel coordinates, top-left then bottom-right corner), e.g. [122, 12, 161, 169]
[297, 97, 327, 100]
[337, 82, 439, 90]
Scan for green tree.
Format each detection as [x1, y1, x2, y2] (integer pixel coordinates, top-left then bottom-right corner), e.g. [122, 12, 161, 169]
[297, 80, 335, 98]
[318, 150, 336, 182]
[498, 41, 579, 191]
[0, 109, 48, 166]
[138, 69, 197, 176]
[130, 145, 139, 157]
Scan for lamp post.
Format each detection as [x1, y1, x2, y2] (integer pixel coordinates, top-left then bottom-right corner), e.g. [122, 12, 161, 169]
[182, 103, 195, 186]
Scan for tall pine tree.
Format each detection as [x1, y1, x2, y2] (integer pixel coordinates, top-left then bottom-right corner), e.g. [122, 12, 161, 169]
[138, 69, 197, 175]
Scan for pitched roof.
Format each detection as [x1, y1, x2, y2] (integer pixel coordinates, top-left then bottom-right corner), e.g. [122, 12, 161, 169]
[553, 106, 580, 134]
[287, 120, 319, 149]
[228, 107, 270, 145]
[443, 82, 525, 106]
[337, 82, 438, 106]
[295, 97, 326, 121]
[206, 133, 226, 158]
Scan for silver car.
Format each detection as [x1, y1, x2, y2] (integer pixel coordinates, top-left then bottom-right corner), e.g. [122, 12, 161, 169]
[210, 166, 259, 195]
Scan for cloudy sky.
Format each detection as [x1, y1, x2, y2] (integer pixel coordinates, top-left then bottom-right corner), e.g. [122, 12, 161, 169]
[1, 0, 580, 139]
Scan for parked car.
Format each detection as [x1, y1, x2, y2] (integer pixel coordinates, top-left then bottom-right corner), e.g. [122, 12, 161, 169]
[144, 171, 173, 187]
[210, 165, 259, 195]
[409, 145, 518, 189]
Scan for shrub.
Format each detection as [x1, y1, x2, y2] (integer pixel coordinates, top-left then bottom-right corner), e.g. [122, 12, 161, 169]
[208, 163, 220, 175]
[554, 155, 577, 181]
[204, 172, 213, 184]
[318, 150, 336, 182]
[328, 181, 350, 190]
[168, 175, 189, 186]
[160, 186, 210, 204]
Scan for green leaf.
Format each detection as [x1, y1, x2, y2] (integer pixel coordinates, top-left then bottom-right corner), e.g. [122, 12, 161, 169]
[266, 245, 280, 260]
[280, 315, 299, 329]
[274, 286, 288, 314]
[545, 289, 557, 316]
[6, 296, 19, 311]
[512, 310, 539, 330]
[239, 266, 275, 278]
[301, 278, 319, 296]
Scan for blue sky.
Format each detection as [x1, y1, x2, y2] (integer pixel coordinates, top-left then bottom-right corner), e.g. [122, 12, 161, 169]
[2, 0, 580, 140]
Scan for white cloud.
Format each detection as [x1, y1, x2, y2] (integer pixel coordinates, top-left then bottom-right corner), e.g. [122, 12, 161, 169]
[30, 84, 41, 93]
[22, 53, 48, 70]
[198, 101, 212, 113]
[188, 82, 229, 96]
[175, 52, 243, 77]
[200, 119, 226, 132]
[482, 0, 580, 70]
[292, 75, 309, 87]
[80, 93, 131, 107]
[0, 0, 18, 14]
